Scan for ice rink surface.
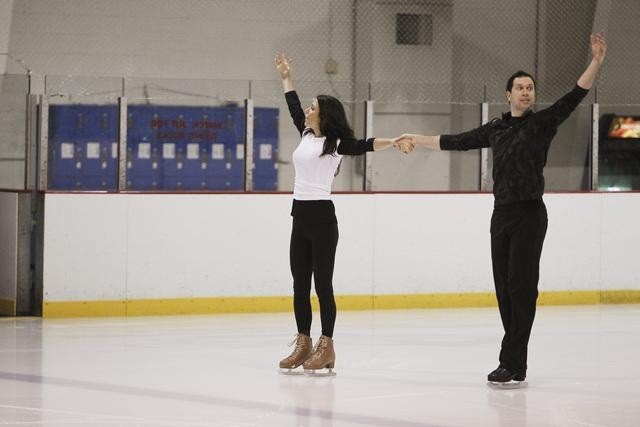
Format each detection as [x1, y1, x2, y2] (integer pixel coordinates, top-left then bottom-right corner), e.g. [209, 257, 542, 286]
[1, 305, 639, 426]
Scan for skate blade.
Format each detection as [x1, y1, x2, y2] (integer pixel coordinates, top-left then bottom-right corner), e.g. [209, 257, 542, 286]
[303, 368, 336, 377]
[487, 380, 527, 389]
[279, 367, 305, 376]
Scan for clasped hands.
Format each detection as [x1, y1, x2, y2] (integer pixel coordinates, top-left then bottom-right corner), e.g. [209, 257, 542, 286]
[391, 134, 423, 154]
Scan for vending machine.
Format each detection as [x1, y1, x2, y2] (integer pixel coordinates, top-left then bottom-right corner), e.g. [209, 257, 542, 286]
[599, 114, 640, 191]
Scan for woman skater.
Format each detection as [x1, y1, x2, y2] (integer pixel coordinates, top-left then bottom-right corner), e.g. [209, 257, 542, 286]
[275, 53, 406, 375]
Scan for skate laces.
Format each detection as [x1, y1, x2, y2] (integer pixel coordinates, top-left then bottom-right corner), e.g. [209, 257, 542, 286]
[308, 337, 328, 361]
[288, 334, 309, 349]
[287, 334, 300, 347]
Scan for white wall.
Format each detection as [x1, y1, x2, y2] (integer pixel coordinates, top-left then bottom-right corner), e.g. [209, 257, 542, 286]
[451, 0, 537, 102]
[0, 192, 18, 308]
[4, 0, 360, 189]
[0, 0, 14, 74]
[595, 0, 640, 104]
[6, 0, 352, 82]
[8, 0, 634, 98]
[0, 72, 27, 190]
[3, 0, 640, 192]
[0, 0, 22, 189]
[355, 1, 456, 190]
[42, 192, 640, 303]
[371, 103, 455, 191]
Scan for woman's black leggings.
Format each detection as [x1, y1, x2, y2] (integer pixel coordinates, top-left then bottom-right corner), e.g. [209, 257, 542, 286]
[289, 200, 339, 338]
[490, 200, 548, 375]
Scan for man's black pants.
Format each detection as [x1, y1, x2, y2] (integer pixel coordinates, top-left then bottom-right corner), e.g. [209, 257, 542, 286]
[490, 200, 548, 374]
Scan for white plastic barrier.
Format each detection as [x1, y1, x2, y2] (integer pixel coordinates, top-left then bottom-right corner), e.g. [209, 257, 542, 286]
[42, 192, 640, 315]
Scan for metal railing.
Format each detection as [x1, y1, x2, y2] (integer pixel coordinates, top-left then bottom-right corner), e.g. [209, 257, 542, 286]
[1, 74, 640, 193]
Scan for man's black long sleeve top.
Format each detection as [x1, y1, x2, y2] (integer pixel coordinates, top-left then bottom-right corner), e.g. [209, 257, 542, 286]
[440, 85, 589, 206]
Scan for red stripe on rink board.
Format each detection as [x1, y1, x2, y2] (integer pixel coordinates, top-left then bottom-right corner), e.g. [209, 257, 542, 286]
[14, 190, 640, 195]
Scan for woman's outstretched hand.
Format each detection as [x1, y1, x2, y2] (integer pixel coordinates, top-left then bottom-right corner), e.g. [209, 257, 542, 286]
[275, 53, 292, 80]
[590, 31, 606, 65]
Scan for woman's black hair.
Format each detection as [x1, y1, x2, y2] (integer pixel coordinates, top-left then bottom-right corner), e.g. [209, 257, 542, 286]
[316, 95, 355, 156]
[506, 70, 536, 92]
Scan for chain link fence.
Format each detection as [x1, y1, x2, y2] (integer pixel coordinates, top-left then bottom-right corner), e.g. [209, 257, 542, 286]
[3, 0, 633, 104]
[272, 0, 609, 104]
[2, 0, 639, 191]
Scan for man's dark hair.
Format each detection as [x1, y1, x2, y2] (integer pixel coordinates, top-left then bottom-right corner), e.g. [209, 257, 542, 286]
[506, 70, 536, 92]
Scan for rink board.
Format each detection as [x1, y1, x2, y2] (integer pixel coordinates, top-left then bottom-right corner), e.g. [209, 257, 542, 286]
[41, 192, 640, 317]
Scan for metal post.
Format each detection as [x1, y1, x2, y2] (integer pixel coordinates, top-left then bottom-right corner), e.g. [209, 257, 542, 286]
[364, 100, 374, 192]
[591, 102, 599, 191]
[37, 95, 49, 191]
[480, 102, 490, 191]
[244, 98, 254, 192]
[24, 94, 39, 190]
[117, 97, 128, 191]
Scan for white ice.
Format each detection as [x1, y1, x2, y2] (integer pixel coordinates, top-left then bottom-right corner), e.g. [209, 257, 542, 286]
[1, 305, 639, 426]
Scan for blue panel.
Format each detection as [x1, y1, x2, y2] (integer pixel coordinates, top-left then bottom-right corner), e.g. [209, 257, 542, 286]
[49, 105, 118, 190]
[253, 108, 279, 191]
[127, 105, 163, 190]
[49, 104, 279, 191]
[49, 106, 81, 190]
